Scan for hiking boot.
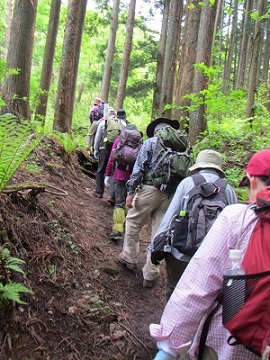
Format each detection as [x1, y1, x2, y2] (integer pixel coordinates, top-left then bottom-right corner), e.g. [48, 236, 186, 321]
[118, 253, 137, 272]
[93, 192, 103, 199]
[143, 279, 155, 288]
[110, 232, 123, 241]
[107, 196, 115, 206]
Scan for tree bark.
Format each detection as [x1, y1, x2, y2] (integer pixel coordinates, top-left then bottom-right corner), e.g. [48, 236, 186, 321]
[116, 0, 136, 110]
[35, 0, 61, 123]
[174, 0, 201, 127]
[1, 0, 38, 119]
[53, 0, 88, 133]
[222, 0, 238, 93]
[151, 0, 170, 120]
[101, 0, 120, 103]
[246, 0, 264, 119]
[235, 0, 253, 90]
[161, 0, 183, 119]
[189, 0, 218, 146]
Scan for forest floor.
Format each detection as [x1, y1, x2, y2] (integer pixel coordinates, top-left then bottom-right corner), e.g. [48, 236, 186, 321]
[0, 137, 167, 360]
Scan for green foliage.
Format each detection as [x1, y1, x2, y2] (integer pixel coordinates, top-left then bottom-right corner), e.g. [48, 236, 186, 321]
[0, 243, 33, 306]
[0, 114, 44, 193]
[51, 132, 79, 153]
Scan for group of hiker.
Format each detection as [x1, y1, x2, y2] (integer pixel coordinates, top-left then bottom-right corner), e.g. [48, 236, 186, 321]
[86, 98, 270, 360]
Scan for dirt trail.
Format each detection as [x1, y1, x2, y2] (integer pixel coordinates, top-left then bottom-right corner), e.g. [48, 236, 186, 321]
[0, 138, 166, 360]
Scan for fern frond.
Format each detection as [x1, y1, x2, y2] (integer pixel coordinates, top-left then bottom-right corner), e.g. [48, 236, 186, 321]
[5, 264, 26, 274]
[51, 131, 78, 153]
[0, 114, 44, 193]
[0, 282, 33, 304]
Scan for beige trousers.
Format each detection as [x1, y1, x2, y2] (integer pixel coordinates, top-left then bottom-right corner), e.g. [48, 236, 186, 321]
[86, 121, 100, 148]
[122, 184, 172, 281]
[178, 346, 218, 360]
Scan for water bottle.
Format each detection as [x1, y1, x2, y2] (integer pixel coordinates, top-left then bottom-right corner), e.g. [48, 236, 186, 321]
[225, 249, 245, 278]
[223, 249, 246, 319]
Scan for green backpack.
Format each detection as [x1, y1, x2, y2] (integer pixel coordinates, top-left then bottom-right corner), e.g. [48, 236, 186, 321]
[149, 126, 194, 193]
[104, 118, 124, 145]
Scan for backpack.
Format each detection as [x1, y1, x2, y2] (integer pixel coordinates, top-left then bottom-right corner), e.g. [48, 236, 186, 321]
[104, 117, 124, 149]
[222, 186, 270, 359]
[148, 126, 193, 194]
[90, 103, 104, 122]
[114, 127, 142, 172]
[171, 173, 228, 256]
[149, 173, 228, 265]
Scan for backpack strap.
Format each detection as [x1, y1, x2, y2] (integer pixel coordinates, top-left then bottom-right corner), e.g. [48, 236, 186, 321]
[197, 293, 222, 360]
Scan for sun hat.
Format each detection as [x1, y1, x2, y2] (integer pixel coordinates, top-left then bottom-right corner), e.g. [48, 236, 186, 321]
[117, 109, 126, 119]
[146, 117, 179, 138]
[189, 149, 225, 178]
[239, 148, 270, 187]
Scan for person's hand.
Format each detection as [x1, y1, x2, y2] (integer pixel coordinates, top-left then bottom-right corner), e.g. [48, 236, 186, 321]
[104, 176, 111, 189]
[154, 350, 177, 360]
[94, 150, 99, 159]
[126, 194, 134, 209]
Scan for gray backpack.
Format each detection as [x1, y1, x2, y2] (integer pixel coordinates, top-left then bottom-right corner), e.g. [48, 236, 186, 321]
[171, 173, 228, 256]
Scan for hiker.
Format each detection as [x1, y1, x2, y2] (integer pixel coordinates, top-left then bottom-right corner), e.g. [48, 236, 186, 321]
[118, 117, 189, 288]
[117, 109, 129, 124]
[93, 108, 126, 199]
[86, 97, 104, 154]
[150, 149, 237, 300]
[105, 124, 142, 241]
[150, 148, 270, 360]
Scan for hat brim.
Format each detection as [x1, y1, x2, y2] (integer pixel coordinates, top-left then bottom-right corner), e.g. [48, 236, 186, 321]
[189, 162, 225, 178]
[146, 118, 179, 138]
[239, 176, 250, 187]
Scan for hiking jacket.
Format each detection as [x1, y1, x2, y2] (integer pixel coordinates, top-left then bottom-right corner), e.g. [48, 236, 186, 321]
[105, 137, 131, 182]
[153, 169, 238, 262]
[150, 203, 259, 360]
[126, 136, 159, 194]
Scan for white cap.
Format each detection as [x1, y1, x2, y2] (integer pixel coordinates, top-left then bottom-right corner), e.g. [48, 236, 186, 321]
[229, 249, 242, 260]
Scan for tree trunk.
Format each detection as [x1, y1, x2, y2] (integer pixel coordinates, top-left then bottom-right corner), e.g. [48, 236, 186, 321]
[189, 0, 218, 146]
[235, 0, 253, 90]
[174, 0, 201, 127]
[246, 0, 264, 119]
[53, 0, 88, 133]
[101, 0, 120, 103]
[35, 0, 61, 123]
[222, 0, 238, 93]
[152, 0, 170, 120]
[4, 0, 13, 57]
[161, 0, 183, 119]
[116, 0, 136, 110]
[1, 0, 38, 119]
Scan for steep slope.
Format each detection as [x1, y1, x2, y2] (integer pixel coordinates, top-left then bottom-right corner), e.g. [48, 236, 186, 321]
[0, 137, 166, 360]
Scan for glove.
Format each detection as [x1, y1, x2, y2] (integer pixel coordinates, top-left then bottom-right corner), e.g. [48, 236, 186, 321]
[94, 150, 99, 159]
[104, 176, 111, 189]
[154, 350, 177, 360]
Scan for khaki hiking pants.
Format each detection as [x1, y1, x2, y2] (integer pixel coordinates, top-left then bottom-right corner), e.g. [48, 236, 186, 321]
[177, 346, 218, 360]
[122, 184, 172, 281]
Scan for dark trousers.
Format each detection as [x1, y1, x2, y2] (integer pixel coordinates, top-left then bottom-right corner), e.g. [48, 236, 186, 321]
[95, 148, 110, 195]
[165, 252, 189, 301]
[114, 180, 127, 208]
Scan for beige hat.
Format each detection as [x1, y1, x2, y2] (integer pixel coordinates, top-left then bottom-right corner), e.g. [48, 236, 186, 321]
[189, 149, 225, 178]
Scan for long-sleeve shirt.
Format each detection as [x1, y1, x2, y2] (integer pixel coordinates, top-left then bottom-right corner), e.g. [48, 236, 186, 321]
[126, 136, 158, 194]
[150, 203, 259, 360]
[105, 137, 131, 181]
[152, 169, 238, 262]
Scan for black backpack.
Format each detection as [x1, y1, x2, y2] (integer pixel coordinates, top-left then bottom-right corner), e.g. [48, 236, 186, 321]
[150, 173, 228, 264]
[171, 173, 228, 256]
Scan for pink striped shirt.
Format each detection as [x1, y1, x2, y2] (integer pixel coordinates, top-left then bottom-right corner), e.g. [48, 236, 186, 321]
[150, 203, 260, 360]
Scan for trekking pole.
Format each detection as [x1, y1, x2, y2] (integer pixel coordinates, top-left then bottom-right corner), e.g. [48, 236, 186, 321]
[103, 102, 109, 143]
